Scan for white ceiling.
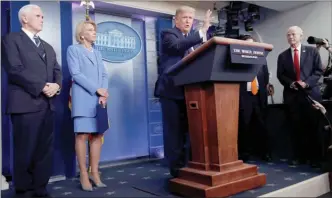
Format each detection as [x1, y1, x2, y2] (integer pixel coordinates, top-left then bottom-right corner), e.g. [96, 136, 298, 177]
[244, 1, 316, 12]
[175, 1, 315, 12]
[175, 1, 229, 11]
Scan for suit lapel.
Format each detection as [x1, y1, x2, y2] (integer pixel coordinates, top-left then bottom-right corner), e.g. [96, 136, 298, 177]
[41, 42, 54, 79]
[286, 48, 296, 75]
[79, 45, 96, 66]
[174, 27, 185, 40]
[42, 40, 52, 67]
[20, 31, 46, 63]
[300, 45, 307, 72]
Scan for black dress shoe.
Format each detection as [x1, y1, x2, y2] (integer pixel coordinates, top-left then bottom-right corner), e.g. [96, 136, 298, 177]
[14, 190, 31, 198]
[288, 160, 299, 166]
[33, 189, 51, 198]
[33, 192, 52, 198]
[309, 161, 321, 169]
[239, 153, 250, 162]
[170, 168, 179, 178]
[262, 154, 272, 162]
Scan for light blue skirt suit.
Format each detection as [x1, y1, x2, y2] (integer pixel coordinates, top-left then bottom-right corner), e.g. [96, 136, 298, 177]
[66, 44, 108, 133]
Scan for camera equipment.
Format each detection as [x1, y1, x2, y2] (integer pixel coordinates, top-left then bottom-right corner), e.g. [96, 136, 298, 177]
[307, 36, 328, 45]
[210, 25, 226, 37]
[310, 37, 332, 98]
[211, 2, 260, 39]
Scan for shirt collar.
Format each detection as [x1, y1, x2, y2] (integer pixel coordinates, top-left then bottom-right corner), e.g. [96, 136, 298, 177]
[291, 43, 301, 51]
[21, 28, 36, 40]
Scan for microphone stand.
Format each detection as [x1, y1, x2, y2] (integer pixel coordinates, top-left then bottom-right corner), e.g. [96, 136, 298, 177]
[294, 82, 332, 169]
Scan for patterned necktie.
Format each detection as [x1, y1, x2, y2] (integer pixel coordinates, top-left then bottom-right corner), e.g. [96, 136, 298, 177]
[33, 35, 46, 59]
[251, 77, 258, 95]
[33, 35, 41, 47]
[293, 48, 300, 81]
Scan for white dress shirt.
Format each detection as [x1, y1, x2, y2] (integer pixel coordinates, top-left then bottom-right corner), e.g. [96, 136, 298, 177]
[198, 29, 207, 43]
[184, 30, 207, 52]
[22, 28, 38, 45]
[247, 77, 259, 92]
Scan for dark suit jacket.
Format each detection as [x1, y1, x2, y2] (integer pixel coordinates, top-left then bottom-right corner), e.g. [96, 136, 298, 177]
[2, 31, 62, 114]
[239, 65, 269, 121]
[154, 27, 203, 100]
[277, 45, 323, 104]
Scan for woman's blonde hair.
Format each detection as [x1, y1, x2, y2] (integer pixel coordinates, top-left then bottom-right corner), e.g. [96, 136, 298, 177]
[75, 19, 97, 43]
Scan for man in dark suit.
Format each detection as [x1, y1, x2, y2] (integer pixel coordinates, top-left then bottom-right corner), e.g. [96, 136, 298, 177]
[2, 4, 62, 197]
[154, 6, 211, 177]
[277, 26, 323, 167]
[237, 35, 273, 162]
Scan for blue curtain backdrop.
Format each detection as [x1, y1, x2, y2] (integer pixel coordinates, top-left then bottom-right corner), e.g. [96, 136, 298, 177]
[147, 17, 172, 158]
[58, 1, 76, 178]
[1, 0, 12, 178]
[91, 13, 150, 161]
[1, 0, 30, 180]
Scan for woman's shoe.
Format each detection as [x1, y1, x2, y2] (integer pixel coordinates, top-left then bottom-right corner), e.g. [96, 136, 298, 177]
[89, 173, 107, 188]
[80, 173, 93, 191]
[81, 184, 93, 192]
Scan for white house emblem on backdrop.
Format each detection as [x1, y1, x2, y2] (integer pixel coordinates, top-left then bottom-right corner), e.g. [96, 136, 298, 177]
[95, 21, 142, 63]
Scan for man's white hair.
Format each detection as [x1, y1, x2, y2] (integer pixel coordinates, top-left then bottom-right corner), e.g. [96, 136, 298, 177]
[288, 26, 303, 36]
[18, 4, 40, 25]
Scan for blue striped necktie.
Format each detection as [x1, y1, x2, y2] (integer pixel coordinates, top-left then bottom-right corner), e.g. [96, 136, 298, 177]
[33, 35, 45, 59]
[33, 35, 41, 47]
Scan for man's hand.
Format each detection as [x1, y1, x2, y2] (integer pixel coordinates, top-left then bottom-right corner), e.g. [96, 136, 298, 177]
[290, 82, 298, 90]
[99, 96, 107, 108]
[43, 83, 60, 98]
[312, 100, 326, 114]
[97, 88, 109, 98]
[201, 9, 212, 33]
[322, 39, 329, 49]
[267, 84, 274, 96]
[317, 39, 330, 50]
[296, 80, 307, 88]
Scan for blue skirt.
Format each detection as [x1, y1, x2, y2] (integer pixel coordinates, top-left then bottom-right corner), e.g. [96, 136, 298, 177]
[74, 117, 98, 133]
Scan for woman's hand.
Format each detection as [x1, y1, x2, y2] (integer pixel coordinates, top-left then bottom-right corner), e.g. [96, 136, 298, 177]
[97, 88, 109, 97]
[99, 96, 107, 108]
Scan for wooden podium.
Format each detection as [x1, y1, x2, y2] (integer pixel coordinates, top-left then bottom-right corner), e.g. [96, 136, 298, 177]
[165, 37, 274, 197]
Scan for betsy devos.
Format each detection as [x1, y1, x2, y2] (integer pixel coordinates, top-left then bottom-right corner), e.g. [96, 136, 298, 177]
[67, 19, 108, 191]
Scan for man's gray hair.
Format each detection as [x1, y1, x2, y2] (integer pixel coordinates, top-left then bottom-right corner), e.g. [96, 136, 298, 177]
[288, 26, 304, 36]
[18, 4, 40, 25]
[175, 6, 195, 17]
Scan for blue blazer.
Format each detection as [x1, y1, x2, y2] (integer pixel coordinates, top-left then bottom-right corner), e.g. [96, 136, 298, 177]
[67, 44, 108, 117]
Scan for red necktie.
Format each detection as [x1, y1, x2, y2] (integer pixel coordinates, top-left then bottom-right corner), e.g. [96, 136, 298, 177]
[293, 48, 300, 81]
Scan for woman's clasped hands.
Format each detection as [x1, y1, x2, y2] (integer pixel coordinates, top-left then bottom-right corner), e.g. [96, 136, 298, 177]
[97, 88, 108, 108]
